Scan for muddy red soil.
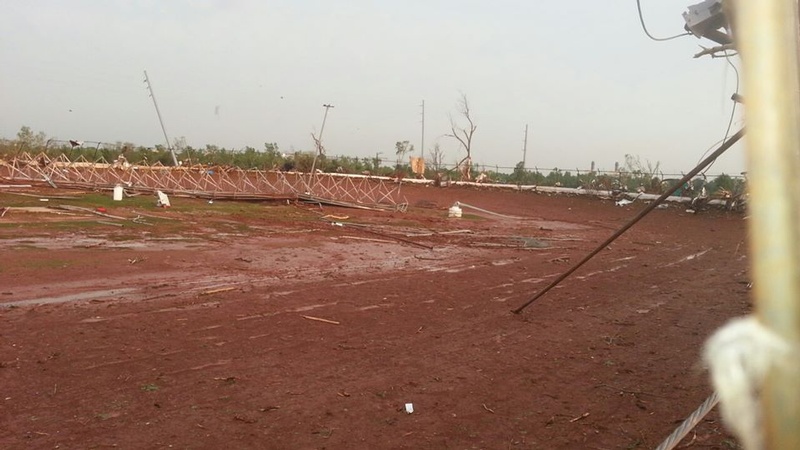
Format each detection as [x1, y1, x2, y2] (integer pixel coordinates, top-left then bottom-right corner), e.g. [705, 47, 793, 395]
[0, 184, 750, 449]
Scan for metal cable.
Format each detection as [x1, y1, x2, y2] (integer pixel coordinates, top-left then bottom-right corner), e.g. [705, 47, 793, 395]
[636, 0, 692, 42]
[654, 392, 720, 450]
[456, 202, 523, 220]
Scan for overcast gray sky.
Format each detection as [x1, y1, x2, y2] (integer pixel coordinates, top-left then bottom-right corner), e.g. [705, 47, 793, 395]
[0, 0, 744, 175]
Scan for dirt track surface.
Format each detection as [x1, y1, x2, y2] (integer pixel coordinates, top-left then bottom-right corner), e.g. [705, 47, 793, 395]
[0, 184, 750, 449]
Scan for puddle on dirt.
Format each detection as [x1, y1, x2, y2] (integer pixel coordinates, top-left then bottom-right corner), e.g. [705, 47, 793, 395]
[2, 288, 138, 307]
[490, 259, 518, 266]
[1, 235, 205, 250]
[512, 237, 549, 248]
[529, 220, 591, 231]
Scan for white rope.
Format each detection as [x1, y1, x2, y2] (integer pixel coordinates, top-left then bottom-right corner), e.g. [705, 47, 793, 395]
[703, 316, 795, 450]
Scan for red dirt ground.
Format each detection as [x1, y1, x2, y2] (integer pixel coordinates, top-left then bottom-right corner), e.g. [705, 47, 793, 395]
[0, 184, 750, 449]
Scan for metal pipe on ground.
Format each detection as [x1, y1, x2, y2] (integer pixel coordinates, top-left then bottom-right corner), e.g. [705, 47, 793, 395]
[511, 128, 744, 314]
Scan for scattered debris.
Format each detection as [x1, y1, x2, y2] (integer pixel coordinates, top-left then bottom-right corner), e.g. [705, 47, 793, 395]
[234, 257, 253, 263]
[128, 257, 146, 265]
[438, 229, 473, 235]
[199, 287, 236, 296]
[301, 315, 340, 325]
[131, 210, 178, 221]
[233, 414, 257, 424]
[338, 236, 395, 244]
[569, 412, 590, 423]
[332, 222, 434, 250]
[299, 193, 404, 212]
[404, 403, 414, 414]
[132, 215, 153, 225]
[457, 201, 523, 219]
[54, 204, 127, 220]
[482, 404, 495, 414]
[213, 376, 237, 384]
[2, 206, 72, 215]
[448, 202, 463, 218]
[615, 193, 642, 207]
[113, 184, 124, 201]
[156, 190, 171, 208]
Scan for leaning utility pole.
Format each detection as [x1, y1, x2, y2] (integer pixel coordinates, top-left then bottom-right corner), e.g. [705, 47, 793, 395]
[318, 103, 335, 145]
[143, 70, 178, 166]
[310, 103, 334, 176]
[522, 124, 529, 170]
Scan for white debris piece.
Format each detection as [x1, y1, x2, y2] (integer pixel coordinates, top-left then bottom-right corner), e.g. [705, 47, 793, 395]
[156, 190, 171, 208]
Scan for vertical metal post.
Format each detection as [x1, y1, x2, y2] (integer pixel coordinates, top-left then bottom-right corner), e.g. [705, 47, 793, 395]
[318, 103, 334, 144]
[522, 124, 528, 169]
[310, 104, 334, 179]
[732, 1, 800, 448]
[421, 100, 425, 158]
[143, 70, 179, 166]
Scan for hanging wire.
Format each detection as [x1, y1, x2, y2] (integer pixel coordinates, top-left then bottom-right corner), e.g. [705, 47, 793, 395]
[699, 52, 740, 175]
[636, 0, 692, 42]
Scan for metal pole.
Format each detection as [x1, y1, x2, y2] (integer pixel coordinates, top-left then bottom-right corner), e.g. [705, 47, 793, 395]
[522, 124, 528, 169]
[732, 1, 800, 448]
[318, 103, 334, 144]
[512, 128, 744, 314]
[310, 104, 334, 177]
[143, 70, 178, 166]
[421, 100, 425, 158]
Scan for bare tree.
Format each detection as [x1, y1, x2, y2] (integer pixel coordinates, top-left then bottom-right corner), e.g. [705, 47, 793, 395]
[428, 143, 445, 171]
[446, 93, 476, 180]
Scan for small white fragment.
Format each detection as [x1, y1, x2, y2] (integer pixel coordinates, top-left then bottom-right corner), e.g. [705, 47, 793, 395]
[404, 403, 414, 414]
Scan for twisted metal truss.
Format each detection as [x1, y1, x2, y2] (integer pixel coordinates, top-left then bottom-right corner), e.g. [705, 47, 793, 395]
[0, 152, 407, 211]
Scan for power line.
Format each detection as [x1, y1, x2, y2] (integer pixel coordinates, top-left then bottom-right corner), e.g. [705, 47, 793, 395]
[699, 52, 740, 175]
[635, 0, 691, 42]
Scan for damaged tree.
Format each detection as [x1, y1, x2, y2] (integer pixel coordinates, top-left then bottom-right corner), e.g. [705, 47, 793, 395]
[446, 93, 476, 181]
